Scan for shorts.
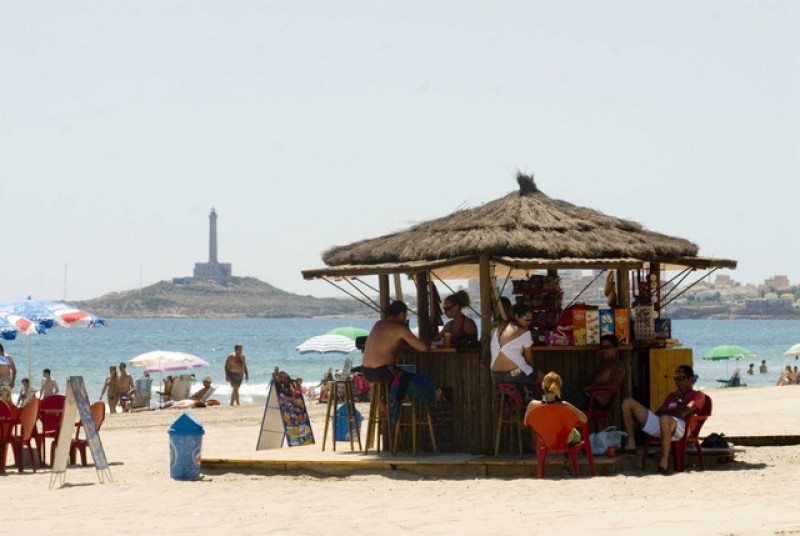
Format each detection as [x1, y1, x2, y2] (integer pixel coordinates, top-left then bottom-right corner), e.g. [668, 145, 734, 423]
[642, 410, 686, 441]
[0, 376, 11, 401]
[228, 372, 244, 387]
[491, 369, 538, 385]
[361, 365, 406, 385]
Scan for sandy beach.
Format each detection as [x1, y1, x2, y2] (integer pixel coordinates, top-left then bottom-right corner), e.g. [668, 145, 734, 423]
[4, 385, 800, 536]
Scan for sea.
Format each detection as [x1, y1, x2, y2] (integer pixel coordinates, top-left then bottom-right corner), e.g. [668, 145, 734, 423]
[3, 317, 798, 406]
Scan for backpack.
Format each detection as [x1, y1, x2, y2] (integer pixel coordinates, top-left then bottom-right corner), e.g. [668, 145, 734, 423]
[701, 432, 729, 449]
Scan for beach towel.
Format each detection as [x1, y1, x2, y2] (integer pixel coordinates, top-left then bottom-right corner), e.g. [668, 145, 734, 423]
[389, 373, 437, 422]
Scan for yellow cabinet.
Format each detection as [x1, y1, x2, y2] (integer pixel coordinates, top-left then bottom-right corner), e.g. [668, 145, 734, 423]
[649, 349, 693, 410]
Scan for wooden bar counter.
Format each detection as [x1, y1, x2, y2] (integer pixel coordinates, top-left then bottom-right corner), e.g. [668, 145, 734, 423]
[398, 345, 632, 454]
[399, 348, 489, 454]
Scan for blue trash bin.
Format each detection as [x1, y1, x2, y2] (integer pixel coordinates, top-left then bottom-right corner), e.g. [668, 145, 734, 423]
[334, 403, 363, 441]
[168, 412, 205, 481]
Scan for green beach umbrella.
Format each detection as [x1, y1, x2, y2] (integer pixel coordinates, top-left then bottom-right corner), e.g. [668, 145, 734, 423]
[326, 326, 369, 341]
[702, 345, 755, 361]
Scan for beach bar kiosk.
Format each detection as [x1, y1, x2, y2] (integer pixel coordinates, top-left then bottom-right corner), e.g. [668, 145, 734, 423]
[303, 174, 736, 454]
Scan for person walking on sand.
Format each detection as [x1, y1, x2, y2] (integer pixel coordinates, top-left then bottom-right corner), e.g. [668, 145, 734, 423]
[40, 368, 60, 399]
[99, 365, 120, 413]
[117, 362, 134, 411]
[225, 344, 249, 406]
[0, 343, 17, 403]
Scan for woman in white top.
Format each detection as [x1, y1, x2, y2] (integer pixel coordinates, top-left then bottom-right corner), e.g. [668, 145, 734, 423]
[490, 303, 543, 387]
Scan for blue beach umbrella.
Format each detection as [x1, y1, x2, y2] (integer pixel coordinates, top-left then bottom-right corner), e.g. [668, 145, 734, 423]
[0, 298, 105, 378]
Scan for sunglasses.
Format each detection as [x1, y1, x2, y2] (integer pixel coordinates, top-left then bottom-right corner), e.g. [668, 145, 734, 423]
[444, 304, 456, 311]
[673, 375, 687, 381]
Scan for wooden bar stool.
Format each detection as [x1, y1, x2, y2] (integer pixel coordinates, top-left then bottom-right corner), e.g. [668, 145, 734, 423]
[321, 379, 362, 452]
[392, 398, 437, 457]
[363, 381, 392, 454]
[494, 383, 525, 456]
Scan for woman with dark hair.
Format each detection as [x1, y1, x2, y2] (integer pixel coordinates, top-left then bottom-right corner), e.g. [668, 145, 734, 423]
[490, 303, 542, 388]
[438, 290, 478, 348]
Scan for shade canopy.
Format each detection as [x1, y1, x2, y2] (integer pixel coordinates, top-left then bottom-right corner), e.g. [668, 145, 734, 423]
[322, 174, 701, 267]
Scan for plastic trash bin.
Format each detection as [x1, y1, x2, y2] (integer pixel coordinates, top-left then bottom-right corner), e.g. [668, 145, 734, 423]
[334, 402, 363, 441]
[167, 412, 205, 481]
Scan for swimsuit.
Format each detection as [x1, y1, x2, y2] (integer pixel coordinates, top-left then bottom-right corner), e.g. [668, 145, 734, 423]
[228, 372, 244, 387]
[0, 376, 13, 401]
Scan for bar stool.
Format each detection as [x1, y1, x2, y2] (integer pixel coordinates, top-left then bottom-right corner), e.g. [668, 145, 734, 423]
[363, 381, 392, 454]
[321, 379, 362, 452]
[392, 398, 437, 456]
[494, 383, 525, 456]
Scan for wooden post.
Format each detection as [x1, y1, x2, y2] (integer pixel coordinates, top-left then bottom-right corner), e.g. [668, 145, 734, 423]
[378, 275, 390, 319]
[416, 272, 431, 341]
[617, 268, 633, 400]
[393, 273, 403, 302]
[478, 254, 494, 452]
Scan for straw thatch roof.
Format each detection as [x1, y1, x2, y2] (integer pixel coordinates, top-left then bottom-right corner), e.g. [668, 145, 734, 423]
[322, 173, 699, 266]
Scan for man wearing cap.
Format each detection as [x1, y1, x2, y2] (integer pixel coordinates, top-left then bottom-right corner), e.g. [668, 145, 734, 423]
[190, 376, 214, 401]
[620, 364, 706, 475]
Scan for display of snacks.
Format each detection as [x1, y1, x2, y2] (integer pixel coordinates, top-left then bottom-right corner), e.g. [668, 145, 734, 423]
[615, 309, 631, 345]
[599, 309, 615, 337]
[512, 274, 562, 343]
[586, 309, 600, 345]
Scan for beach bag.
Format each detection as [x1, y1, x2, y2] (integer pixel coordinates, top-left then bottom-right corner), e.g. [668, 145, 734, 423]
[701, 432, 729, 449]
[589, 426, 627, 456]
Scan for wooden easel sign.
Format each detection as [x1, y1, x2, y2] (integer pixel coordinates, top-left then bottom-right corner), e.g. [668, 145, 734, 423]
[49, 376, 112, 488]
[256, 369, 314, 450]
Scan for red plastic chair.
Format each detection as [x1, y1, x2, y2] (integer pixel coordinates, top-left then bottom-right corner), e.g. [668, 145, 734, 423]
[0, 400, 14, 472]
[37, 394, 66, 466]
[70, 401, 106, 466]
[525, 403, 596, 479]
[7, 398, 40, 472]
[585, 379, 623, 433]
[641, 393, 713, 472]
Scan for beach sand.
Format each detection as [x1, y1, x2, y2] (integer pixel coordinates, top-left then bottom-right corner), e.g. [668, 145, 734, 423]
[4, 386, 800, 535]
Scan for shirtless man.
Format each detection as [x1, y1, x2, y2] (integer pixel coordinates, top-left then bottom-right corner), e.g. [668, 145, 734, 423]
[0, 343, 17, 403]
[361, 301, 428, 385]
[40, 368, 60, 399]
[117, 362, 135, 412]
[225, 344, 249, 406]
[562, 334, 626, 410]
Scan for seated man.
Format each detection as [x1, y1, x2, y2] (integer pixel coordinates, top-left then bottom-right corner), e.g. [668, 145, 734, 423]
[561, 334, 625, 410]
[621, 364, 705, 475]
[190, 376, 214, 401]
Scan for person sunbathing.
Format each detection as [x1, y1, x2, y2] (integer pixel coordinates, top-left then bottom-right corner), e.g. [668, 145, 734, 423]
[189, 377, 214, 401]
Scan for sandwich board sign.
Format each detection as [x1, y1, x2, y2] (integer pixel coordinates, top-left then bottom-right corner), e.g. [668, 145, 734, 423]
[256, 369, 314, 450]
[50, 376, 112, 488]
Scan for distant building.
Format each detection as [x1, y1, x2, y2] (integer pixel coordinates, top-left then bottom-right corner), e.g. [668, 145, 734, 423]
[765, 275, 791, 291]
[174, 208, 232, 284]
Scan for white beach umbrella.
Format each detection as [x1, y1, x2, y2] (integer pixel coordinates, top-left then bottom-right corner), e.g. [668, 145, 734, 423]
[296, 334, 358, 354]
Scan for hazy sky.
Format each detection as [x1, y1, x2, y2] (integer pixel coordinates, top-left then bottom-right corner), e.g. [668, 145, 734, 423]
[1, 1, 798, 303]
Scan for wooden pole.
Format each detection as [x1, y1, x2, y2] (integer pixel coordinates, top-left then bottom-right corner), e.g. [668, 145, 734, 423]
[416, 272, 431, 341]
[478, 254, 494, 452]
[378, 275, 390, 319]
[617, 267, 633, 400]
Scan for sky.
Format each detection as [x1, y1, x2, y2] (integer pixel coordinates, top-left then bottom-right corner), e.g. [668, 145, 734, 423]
[1, 1, 798, 303]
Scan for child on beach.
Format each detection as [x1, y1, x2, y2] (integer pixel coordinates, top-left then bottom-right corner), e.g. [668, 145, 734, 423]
[16, 377, 35, 407]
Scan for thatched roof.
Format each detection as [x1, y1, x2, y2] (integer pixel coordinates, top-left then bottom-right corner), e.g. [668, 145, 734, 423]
[322, 173, 699, 267]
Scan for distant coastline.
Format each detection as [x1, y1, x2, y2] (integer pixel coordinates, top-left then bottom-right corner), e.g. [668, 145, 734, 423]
[72, 276, 367, 318]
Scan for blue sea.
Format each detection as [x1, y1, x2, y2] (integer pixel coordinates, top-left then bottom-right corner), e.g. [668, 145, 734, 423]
[3, 317, 798, 405]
